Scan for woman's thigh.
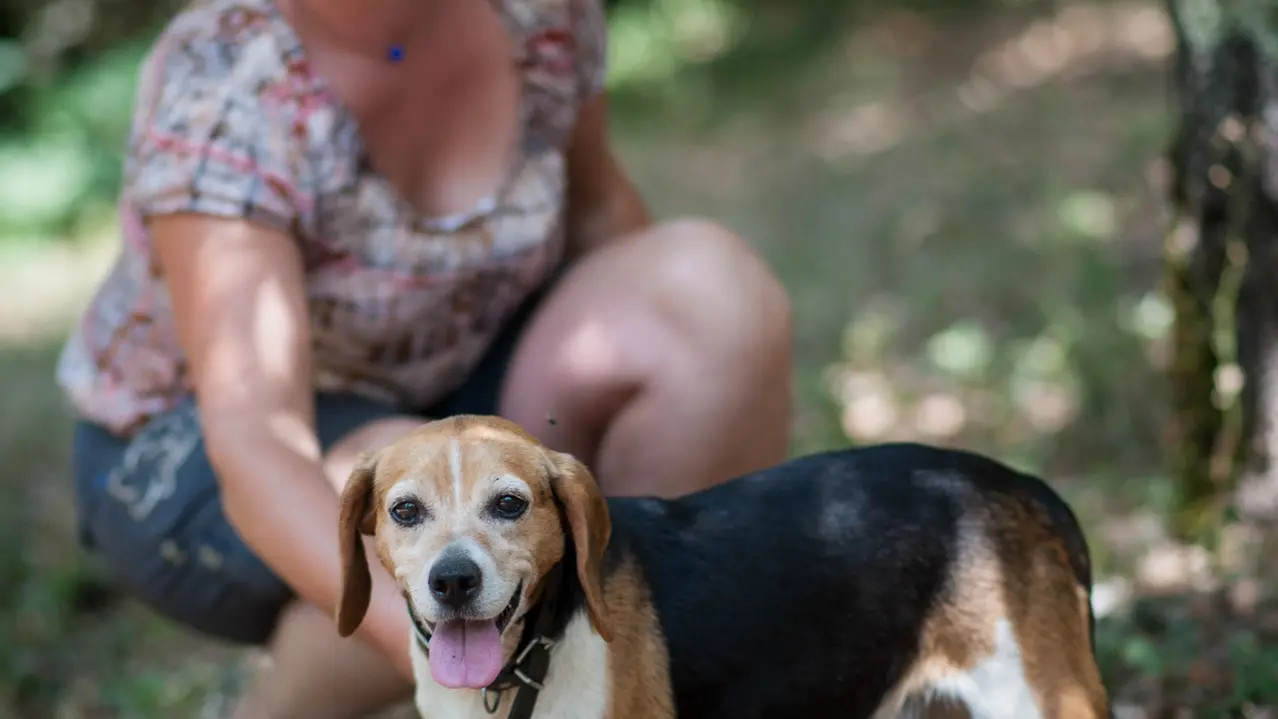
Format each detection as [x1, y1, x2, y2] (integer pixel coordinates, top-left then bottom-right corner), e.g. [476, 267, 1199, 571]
[498, 218, 792, 495]
[72, 393, 409, 645]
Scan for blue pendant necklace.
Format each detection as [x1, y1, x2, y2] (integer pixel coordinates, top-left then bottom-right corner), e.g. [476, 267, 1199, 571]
[387, 44, 405, 62]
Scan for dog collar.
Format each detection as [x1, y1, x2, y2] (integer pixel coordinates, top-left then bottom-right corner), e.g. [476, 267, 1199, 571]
[406, 562, 565, 719]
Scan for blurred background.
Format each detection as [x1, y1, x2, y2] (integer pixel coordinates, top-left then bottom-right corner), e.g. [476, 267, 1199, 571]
[1, 0, 1276, 716]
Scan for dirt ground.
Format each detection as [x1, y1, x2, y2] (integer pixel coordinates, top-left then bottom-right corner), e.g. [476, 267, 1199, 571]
[2, 1, 1277, 717]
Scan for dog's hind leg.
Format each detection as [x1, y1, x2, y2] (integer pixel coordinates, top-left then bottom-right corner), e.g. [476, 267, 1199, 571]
[901, 533, 1109, 719]
[918, 605, 1109, 719]
[914, 610, 1110, 719]
[869, 620, 1045, 719]
[920, 618, 1044, 719]
[877, 616, 1107, 719]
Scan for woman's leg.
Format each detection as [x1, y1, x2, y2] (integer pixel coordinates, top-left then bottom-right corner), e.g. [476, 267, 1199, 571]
[499, 217, 794, 496]
[233, 601, 408, 719]
[72, 395, 420, 719]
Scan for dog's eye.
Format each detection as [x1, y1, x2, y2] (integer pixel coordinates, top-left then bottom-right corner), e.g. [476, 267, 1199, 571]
[390, 500, 423, 526]
[492, 494, 527, 520]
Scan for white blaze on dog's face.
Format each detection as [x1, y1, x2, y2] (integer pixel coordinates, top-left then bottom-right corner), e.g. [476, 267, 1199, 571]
[335, 416, 613, 692]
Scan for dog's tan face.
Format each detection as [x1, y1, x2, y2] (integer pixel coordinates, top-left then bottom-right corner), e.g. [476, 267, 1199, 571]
[335, 416, 613, 688]
[373, 421, 568, 627]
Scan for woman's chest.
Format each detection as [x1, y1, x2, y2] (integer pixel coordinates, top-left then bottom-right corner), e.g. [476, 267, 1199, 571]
[304, 147, 567, 278]
[323, 5, 524, 221]
[299, 149, 567, 378]
[294, 2, 584, 279]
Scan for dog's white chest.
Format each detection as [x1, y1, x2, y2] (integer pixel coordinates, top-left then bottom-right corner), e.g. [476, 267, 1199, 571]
[412, 613, 610, 719]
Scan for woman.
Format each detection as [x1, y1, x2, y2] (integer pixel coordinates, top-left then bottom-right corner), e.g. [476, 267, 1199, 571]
[57, 0, 792, 715]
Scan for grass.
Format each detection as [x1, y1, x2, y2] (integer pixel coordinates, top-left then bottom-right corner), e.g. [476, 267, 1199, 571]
[2, 0, 1276, 716]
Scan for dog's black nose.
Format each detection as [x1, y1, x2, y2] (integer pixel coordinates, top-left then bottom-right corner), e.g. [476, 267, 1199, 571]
[428, 554, 482, 609]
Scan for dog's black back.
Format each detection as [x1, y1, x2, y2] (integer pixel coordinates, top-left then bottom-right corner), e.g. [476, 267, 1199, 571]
[597, 442, 1094, 719]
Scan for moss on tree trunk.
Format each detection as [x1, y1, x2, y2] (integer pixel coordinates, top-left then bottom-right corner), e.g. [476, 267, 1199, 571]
[1166, 0, 1278, 537]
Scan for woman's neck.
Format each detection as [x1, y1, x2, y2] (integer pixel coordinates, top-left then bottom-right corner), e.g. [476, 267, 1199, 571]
[285, 0, 445, 61]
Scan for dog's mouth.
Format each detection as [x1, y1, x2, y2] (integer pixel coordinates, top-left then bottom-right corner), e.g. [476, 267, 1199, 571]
[494, 583, 521, 633]
[425, 582, 523, 691]
[424, 581, 522, 634]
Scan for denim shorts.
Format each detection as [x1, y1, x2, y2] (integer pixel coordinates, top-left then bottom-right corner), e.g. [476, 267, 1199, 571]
[71, 278, 551, 645]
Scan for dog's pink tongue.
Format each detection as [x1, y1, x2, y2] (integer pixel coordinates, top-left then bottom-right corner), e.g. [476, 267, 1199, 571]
[428, 619, 504, 689]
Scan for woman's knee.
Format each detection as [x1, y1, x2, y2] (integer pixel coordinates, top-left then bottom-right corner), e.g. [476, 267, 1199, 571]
[322, 416, 424, 486]
[73, 401, 425, 647]
[72, 417, 292, 645]
[499, 218, 791, 461]
[634, 216, 792, 367]
[515, 216, 792, 388]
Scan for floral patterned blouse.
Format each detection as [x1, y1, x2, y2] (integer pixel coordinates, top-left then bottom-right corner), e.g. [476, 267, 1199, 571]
[57, 0, 606, 436]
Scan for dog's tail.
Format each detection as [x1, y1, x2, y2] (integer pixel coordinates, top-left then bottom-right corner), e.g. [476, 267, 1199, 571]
[1018, 470, 1116, 719]
[1017, 471, 1098, 647]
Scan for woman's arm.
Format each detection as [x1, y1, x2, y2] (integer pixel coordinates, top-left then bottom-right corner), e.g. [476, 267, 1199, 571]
[564, 94, 652, 258]
[152, 213, 414, 678]
[562, 0, 648, 257]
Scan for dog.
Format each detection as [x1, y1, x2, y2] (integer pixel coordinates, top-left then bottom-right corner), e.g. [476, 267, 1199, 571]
[335, 415, 1110, 719]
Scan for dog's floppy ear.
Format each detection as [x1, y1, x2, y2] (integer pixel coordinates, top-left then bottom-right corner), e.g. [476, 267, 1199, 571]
[546, 450, 614, 642]
[336, 450, 380, 637]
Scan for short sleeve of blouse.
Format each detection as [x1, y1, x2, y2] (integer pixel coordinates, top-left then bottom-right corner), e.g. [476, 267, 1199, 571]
[572, 0, 608, 100]
[126, 19, 302, 232]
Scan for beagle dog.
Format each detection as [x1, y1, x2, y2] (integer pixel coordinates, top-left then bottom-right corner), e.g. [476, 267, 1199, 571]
[336, 415, 1110, 719]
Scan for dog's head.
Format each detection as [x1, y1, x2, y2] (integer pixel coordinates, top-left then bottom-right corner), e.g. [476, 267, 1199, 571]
[335, 415, 613, 689]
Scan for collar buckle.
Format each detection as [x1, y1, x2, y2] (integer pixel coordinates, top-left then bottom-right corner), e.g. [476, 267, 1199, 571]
[513, 635, 556, 672]
[481, 634, 556, 714]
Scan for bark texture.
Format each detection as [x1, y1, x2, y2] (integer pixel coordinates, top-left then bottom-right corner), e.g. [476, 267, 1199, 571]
[1166, 0, 1278, 534]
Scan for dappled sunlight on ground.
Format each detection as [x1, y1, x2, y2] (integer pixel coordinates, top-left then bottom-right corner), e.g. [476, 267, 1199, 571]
[624, 0, 1172, 478]
[805, 1, 1172, 162]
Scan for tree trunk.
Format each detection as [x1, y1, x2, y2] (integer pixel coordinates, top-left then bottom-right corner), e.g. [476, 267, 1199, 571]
[1166, 0, 1278, 536]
